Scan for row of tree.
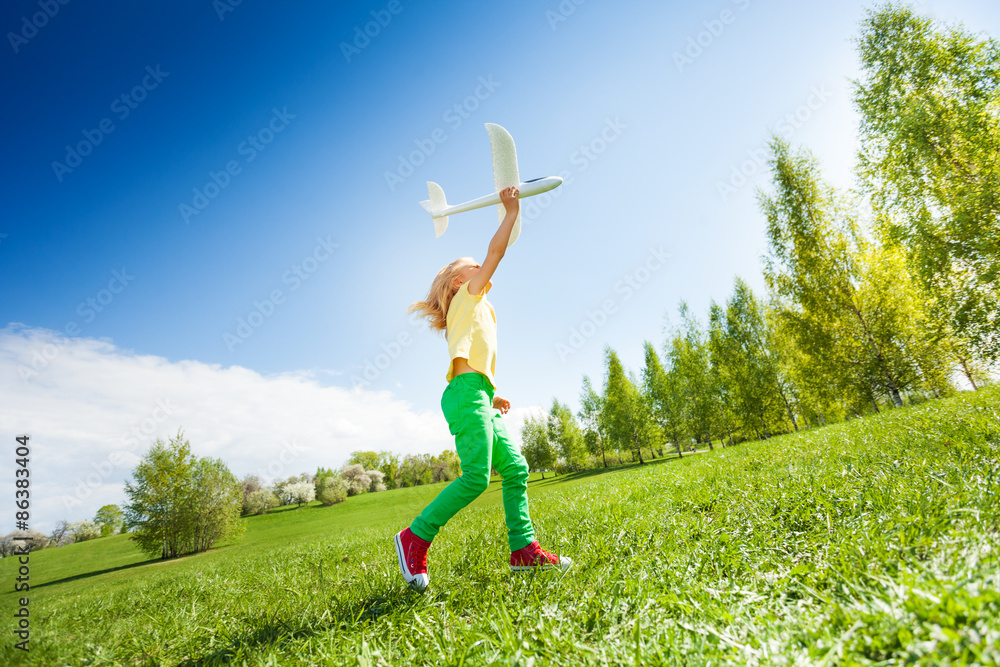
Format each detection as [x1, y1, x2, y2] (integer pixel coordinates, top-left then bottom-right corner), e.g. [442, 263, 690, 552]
[0, 505, 124, 556]
[519, 5, 997, 475]
[235, 448, 465, 518]
[238, 463, 391, 516]
[4, 440, 467, 560]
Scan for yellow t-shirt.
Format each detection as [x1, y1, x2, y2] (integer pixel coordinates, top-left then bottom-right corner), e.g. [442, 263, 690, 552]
[445, 280, 498, 390]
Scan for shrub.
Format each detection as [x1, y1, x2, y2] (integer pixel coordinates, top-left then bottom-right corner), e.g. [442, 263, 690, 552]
[341, 465, 371, 497]
[0, 530, 48, 555]
[284, 481, 316, 508]
[244, 489, 279, 515]
[366, 469, 386, 493]
[318, 477, 348, 506]
[47, 520, 72, 547]
[240, 474, 263, 515]
[68, 519, 101, 543]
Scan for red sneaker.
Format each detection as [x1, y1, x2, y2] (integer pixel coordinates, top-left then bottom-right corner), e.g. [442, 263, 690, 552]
[394, 527, 431, 591]
[510, 541, 573, 572]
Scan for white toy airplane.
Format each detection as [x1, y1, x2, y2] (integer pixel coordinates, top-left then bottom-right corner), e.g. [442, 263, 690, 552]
[419, 123, 563, 247]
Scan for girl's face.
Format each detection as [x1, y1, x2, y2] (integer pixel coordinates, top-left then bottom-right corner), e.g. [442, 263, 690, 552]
[452, 260, 481, 289]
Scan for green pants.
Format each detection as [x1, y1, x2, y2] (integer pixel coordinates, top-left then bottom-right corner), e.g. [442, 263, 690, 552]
[410, 372, 536, 552]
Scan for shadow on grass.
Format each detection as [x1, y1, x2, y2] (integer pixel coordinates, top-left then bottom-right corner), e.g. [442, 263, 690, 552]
[528, 450, 709, 489]
[175, 588, 421, 666]
[31, 543, 240, 591]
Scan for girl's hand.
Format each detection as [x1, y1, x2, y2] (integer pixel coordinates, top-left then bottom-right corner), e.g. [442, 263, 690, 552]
[493, 396, 511, 414]
[500, 186, 519, 217]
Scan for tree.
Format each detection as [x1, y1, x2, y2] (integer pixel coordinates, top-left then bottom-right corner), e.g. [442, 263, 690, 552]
[367, 469, 387, 492]
[284, 481, 315, 508]
[244, 489, 279, 515]
[548, 399, 586, 471]
[521, 414, 556, 478]
[186, 456, 244, 552]
[274, 474, 312, 505]
[759, 137, 927, 409]
[317, 476, 348, 506]
[48, 520, 71, 547]
[1, 530, 48, 554]
[642, 340, 684, 457]
[708, 279, 797, 440]
[123, 431, 244, 560]
[240, 474, 263, 516]
[429, 451, 460, 483]
[397, 455, 434, 488]
[341, 465, 371, 496]
[578, 375, 609, 467]
[94, 504, 124, 537]
[345, 451, 402, 489]
[671, 305, 718, 448]
[377, 452, 401, 490]
[601, 346, 654, 464]
[854, 5, 1000, 361]
[68, 519, 101, 543]
[347, 451, 382, 471]
[124, 432, 195, 559]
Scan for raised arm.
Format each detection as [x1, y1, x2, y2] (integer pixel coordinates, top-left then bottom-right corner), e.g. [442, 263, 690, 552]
[468, 186, 519, 297]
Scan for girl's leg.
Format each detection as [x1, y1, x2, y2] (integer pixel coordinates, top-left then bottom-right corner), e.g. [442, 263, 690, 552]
[489, 410, 536, 552]
[410, 376, 495, 542]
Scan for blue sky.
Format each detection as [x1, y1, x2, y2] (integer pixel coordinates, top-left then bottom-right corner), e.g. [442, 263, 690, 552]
[2, 0, 999, 531]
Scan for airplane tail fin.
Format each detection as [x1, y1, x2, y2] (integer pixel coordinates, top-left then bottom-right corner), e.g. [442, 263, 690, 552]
[419, 181, 449, 238]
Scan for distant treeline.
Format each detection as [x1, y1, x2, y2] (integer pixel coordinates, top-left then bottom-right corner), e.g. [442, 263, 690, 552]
[521, 5, 998, 475]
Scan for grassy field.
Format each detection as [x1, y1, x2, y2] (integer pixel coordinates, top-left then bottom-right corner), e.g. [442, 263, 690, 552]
[2, 388, 998, 666]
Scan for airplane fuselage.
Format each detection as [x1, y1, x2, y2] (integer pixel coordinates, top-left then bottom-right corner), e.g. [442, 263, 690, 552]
[435, 176, 563, 218]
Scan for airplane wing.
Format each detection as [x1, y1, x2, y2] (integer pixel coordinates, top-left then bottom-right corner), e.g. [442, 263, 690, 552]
[485, 123, 522, 247]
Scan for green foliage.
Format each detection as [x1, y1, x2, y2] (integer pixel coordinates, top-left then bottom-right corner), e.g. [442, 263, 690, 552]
[69, 520, 101, 543]
[577, 375, 609, 467]
[667, 305, 718, 447]
[285, 481, 316, 507]
[93, 504, 124, 537]
[641, 340, 685, 456]
[123, 431, 244, 559]
[520, 414, 556, 478]
[348, 451, 402, 490]
[392, 451, 461, 488]
[601, 346, 657, 463]
[317, 476, 348, 506]
[854, 4, 1000, 361]
[708, 279, 797, 439]
[759, 137, 948, 410]
[547, 398, 586, 471]
[244, 489, 279, 515]
[347, 450, 381, 471]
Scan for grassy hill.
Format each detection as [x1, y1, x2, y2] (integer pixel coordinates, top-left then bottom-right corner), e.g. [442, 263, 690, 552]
[2, 387, 998, 665]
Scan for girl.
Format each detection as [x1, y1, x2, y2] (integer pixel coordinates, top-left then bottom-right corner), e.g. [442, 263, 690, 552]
[394, 186, 572, 591]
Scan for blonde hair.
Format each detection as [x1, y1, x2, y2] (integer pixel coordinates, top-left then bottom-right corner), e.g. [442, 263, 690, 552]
[408, 257, 474, 335]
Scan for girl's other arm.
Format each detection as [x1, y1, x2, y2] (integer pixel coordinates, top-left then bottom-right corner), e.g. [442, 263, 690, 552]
[468, 186, 519, 297]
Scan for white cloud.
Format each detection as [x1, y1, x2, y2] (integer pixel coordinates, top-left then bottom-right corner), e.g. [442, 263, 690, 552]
[0, 324, 537, 535]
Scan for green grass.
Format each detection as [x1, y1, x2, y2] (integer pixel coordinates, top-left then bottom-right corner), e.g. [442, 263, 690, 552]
[3, 388, 999, 665]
